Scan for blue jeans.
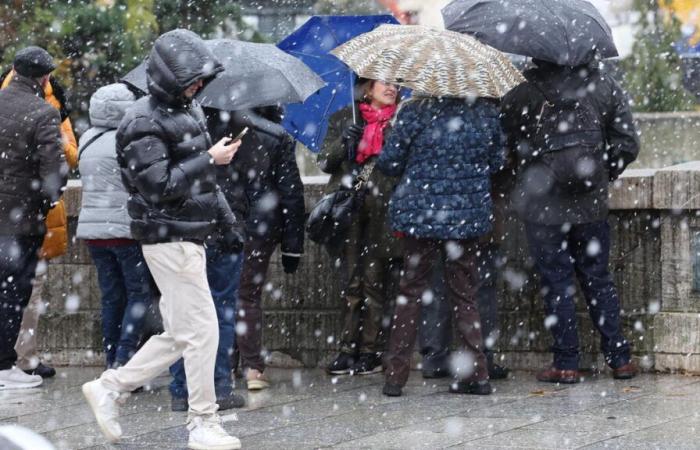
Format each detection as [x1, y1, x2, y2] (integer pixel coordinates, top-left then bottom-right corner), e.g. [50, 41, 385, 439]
[525, 221, 631, 370]
[170, 246, 242, 399]
[88, 243, 152, 368]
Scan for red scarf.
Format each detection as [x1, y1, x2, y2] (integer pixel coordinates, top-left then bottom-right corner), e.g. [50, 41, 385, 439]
[356, 103, 397, 164]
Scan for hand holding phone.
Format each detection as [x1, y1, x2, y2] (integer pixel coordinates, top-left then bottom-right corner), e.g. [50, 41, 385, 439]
[209, 137, 242, 165]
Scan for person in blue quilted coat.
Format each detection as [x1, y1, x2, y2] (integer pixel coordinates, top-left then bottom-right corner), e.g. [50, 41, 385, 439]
[377, 95, 505, 397]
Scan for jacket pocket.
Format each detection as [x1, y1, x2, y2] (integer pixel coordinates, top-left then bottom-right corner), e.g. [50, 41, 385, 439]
[178, 242, 205, 274]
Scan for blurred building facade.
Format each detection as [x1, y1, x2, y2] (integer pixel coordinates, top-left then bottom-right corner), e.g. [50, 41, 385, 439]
[240, 0, 316, 41]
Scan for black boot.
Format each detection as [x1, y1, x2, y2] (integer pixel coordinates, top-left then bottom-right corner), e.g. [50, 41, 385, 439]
[488, 362, 510, 380]
[351, 353, 383, 375]
[171, 392, 246, 412]
[382, 382, 402, 397]
[23, 363, 56, 379]
[449, 380, 493, 395]
[326, 352, 357, 375]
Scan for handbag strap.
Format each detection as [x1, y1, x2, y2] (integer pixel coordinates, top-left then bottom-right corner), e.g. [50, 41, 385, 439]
[78, 128, 113, 160]
[353, 159, 377, 191]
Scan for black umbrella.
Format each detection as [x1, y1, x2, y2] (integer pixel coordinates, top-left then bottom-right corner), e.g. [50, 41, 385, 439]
[442, 0, 618, 67]
[121, 39, 325, 110]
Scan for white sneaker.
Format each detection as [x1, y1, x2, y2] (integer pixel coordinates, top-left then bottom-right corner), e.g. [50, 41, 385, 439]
[187, 415, 241, 450]
[82, 379, 123, 443]
[0, 367, 42, 390]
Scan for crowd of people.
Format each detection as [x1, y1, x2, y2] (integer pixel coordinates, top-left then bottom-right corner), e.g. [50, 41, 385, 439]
[0, 24, 640, 450]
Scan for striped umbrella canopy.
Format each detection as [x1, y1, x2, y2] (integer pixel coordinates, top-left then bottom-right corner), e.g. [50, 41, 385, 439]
[330, 24, 524, 98]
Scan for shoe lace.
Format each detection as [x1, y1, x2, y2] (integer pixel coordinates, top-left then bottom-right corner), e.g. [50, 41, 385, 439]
[188, 415, 229, 437]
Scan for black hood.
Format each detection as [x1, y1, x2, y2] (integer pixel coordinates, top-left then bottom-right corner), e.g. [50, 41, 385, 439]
[524, 61, 600, 104]
[146, 29, 223, 106]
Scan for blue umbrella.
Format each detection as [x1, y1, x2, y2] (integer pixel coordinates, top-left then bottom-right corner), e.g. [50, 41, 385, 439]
[278, 15, 399, 152]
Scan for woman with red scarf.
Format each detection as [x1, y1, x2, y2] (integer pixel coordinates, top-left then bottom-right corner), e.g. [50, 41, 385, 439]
[318, 79, 402, 376]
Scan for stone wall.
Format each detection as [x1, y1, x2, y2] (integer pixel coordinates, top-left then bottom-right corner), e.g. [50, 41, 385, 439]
[36, 164, 700, 372]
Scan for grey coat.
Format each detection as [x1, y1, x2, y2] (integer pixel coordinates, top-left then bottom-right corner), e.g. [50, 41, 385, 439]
[76, 83, 135, 240]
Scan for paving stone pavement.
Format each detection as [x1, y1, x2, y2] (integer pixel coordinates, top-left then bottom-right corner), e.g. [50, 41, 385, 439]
[1, 368, 700, 449]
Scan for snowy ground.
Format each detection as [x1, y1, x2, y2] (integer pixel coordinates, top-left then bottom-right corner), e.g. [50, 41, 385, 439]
[2, 368, 700, 449]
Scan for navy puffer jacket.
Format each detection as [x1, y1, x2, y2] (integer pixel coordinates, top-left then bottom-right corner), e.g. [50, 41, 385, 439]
[377, 97, 504, 241]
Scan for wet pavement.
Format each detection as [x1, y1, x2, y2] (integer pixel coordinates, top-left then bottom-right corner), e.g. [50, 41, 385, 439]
[1, 367, 700, 449]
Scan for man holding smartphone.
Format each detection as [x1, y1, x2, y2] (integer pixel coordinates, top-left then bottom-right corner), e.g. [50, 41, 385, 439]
[82, 29, 244, 450]
[168, 125, 251, 413]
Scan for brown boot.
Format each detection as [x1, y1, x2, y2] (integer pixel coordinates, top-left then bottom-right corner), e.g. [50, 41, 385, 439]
[612, 362, 638, 380]
[536, 366, 581, 384]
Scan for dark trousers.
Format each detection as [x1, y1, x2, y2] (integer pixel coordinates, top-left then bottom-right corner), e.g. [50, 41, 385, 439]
[236, 236, 276, 372]
[339, 255, 399, 355]
[386, 237, 488, 387]
[525, 221, 631, 370]
[170, 245, 243, 398]
[0, 235, 42, 370]
[328, 221, 400, 355]
[420, 242, 502, 371]
[88, 243, 152, 368]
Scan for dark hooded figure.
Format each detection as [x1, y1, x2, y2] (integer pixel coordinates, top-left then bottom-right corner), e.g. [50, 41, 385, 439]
[82, 29, 243, 450]
[500, 59, 640, 384]
[208, 105, 305, 392]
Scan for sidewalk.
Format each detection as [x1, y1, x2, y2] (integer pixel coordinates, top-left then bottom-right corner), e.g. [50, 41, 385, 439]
[1, 368, 699, 449]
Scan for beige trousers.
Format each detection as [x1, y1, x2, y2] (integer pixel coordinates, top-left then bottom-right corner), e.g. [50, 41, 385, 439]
[15, 263, 48, 370]
[100, 242, 219, 417]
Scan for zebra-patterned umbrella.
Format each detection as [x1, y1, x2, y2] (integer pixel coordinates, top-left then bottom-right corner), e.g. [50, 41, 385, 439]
[330, 24, 524, 98]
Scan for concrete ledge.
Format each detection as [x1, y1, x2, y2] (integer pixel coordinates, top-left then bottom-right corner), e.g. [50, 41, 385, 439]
[653, 313, 700, 354]
[654, 161, 700, 210]
[609, 169, 656, 210]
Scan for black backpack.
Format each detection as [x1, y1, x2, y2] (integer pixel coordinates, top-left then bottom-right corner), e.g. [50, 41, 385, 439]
[531, 87, 606, 194]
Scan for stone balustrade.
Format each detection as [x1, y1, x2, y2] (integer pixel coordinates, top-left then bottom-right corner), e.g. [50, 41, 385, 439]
[36, 163, 700, 372]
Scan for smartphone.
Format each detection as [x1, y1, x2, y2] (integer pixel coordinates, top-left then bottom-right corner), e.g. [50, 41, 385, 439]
[230, 126, 249, 142]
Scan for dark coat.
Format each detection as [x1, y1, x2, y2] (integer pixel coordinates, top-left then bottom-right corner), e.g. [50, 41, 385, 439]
[318, 105, 402, 260]
[116, 29, 241, 246]
[0, 75, 67, 236]
[378, 97, 504, 241]
[501, 63, 640, 225]
[207, 109, 305, 256]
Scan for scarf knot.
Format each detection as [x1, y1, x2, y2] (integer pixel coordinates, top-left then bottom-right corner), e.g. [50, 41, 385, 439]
[356, 103, 397, 164]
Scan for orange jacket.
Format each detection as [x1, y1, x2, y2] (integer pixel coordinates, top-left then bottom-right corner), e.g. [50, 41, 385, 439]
[1, 70, 79, 259]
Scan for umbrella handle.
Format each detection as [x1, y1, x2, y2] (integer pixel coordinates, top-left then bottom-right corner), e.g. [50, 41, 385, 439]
[351, 72, 357, 125]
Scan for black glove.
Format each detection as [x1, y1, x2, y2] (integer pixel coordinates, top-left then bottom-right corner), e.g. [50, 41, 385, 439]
[221, 226, 246, 254]
[282, 254, 301, 274]
[341, 124, 364, 161]
[608, 153, 629, 181]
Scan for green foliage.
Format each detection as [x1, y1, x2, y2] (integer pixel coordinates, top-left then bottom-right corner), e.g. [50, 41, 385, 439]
[622, 0, 696, 112]
[1, 0, 264, 123]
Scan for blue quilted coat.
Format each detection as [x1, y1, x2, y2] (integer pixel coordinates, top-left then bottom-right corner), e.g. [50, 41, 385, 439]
[377, 97, 505, 240]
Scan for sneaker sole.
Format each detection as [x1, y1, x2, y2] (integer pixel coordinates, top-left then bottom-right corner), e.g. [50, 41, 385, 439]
[247, 380, 270, 391]
[82, 383, 122, 443]
[327, 369, 353, 375]
[0, 379, 42, 390]
[354, 366, 384, 376]
[188, 439, 242, 450]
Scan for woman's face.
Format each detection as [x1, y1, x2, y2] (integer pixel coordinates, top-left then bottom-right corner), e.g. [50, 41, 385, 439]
[368, 81, 398, 107]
